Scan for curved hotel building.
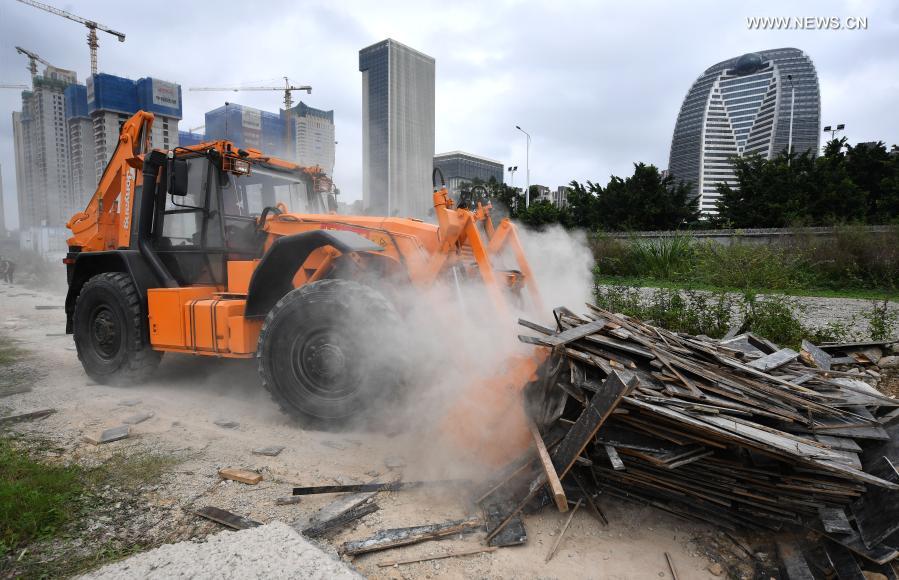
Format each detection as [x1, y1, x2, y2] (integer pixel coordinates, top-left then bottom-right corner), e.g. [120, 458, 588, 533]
[668, 48, 820, 214]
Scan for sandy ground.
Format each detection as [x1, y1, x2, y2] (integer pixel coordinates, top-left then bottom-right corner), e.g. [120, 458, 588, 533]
[0, 280, 726, 579]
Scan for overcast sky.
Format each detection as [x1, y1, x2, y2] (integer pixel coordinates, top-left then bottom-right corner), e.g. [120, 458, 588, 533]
[1, 0, 897, 230]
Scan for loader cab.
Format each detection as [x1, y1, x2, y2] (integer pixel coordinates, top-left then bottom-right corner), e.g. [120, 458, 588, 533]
[152, 150, 324, 287]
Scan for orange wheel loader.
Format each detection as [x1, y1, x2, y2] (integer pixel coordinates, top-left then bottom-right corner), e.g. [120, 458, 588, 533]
[64, 110, 556, 449]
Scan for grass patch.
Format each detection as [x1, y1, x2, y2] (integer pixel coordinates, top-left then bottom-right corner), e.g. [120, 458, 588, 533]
[591, 225, 899, 297]
[592, 284, 887, 348]
[0, 337, 22, 368]
[0, 438, 182, 577]
[594, 274, 899, 301]
[0, 437, 83, 555]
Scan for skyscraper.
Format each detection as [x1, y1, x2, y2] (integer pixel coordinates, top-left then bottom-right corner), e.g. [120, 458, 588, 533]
[359, 39, 435, 217]
[12, 65, 78, 230]
[290, 102, 335, 172]
[668, 48, 820, 214]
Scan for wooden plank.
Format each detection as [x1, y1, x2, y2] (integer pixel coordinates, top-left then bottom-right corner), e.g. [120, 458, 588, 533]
[0, 408, 55, 423]
[483, 501, 527, 547]
[292, 480, 464, 495]
[551, 371, 634, 478]
[665, 552, 680, 580]
[341, 517, 482, 556]
[819, 507, 853, 535]
[194, 506, 261, 530]
[801, 340, 832, 371]
[377, 546, 497, 567]
[852, 457, 899, 548]
[218, 468, 262, 485]
[776, 537, 815, 580]
[545, 499, 581, 562]
[538, 318, 608, 347]
[528, 421, 567, 512]
[747, 348, 799, 372]
[604, 444, 626, 471]
[302, 502, 379, 538]
[823, 539, 866, 580]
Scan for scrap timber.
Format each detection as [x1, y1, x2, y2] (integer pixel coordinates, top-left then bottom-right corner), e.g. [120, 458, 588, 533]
[473, 304, 899, 573]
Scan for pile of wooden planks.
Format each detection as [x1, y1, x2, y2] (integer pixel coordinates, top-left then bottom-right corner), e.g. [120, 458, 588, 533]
[479, 304, 899, 574]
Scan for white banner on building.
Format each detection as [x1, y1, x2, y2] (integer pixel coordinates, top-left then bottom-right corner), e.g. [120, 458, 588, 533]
[151, 79, 180, 109]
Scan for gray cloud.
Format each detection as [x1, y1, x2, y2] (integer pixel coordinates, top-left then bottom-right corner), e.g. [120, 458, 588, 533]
[2, 0, 897, 230]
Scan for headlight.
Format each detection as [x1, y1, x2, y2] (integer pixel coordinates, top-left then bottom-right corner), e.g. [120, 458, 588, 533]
[232, 159, 251, 175]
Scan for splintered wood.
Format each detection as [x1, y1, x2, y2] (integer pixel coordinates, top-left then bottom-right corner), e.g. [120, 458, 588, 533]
[470, 305, 899, 572]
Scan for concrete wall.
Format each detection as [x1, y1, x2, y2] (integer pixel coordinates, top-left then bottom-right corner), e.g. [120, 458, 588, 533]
[604, 225, 897, 246]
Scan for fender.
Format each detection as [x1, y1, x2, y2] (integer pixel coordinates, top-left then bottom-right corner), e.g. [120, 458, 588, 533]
[64, 250, 161, 333]
[244, 230, 384, 318]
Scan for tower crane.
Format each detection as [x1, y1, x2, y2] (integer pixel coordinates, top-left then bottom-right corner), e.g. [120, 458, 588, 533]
[15, 46, 52, 78]
[189, 78, 312, 157]
[14, 0, 125, 75]
[0, 84, 30, 90]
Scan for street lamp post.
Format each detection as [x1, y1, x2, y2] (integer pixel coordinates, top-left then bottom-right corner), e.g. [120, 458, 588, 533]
[823, 123, 846, 141]
[507, 165, 518, 188]
[515, 125, 531, 208]
[787, 74, 795, 165]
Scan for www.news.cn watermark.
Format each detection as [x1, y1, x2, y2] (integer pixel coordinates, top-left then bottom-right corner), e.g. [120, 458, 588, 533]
[747, 16, 868, 30]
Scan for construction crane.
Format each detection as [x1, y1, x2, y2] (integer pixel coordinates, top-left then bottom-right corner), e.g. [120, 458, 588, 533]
[15, 0, 125, 76]
[189, 78, 312, 157]
[15, 46, 51, 78]
[0, 83, 29, 90]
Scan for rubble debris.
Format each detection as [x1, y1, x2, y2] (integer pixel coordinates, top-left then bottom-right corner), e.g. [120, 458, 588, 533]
[252, 445, 285, 457]
[302, 502, 379, 538]
[122, 411, 154, 425]
[214, 418, 240, 429]
[775, 537, 814, 580]
[341, 516, 482, 557]
[472, 305, 899, 575]
[376, 545, 497, 567]
[292, 475, 384, 533]
[545, 498, 581, 563]
[218, 468, 262, 485]
[275, 496, 303, 506]
[194, 506, 261, 530]
[84, 424, 129, 444]
[0, 407, 54, 423]
[292, 479, 466, 496]
[34, 305, 63, 310]
[119, 399, 142, 407]
[384, 455, 406, 469]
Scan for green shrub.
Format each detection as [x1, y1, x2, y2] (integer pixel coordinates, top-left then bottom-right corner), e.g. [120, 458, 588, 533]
[628, 233, 695, 280]
[863, 299, 899, 341]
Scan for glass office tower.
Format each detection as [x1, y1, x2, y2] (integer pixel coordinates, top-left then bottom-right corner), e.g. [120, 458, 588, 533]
[359, 39, 435, 218]
[668, 48, 820, 214]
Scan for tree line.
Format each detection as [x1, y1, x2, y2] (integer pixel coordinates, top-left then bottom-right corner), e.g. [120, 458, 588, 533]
[466, 139, 899, 231]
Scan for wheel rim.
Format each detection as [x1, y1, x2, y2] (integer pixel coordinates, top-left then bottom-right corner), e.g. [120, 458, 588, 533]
[90, 305, 122, 360]
[290, 329, 359, 400]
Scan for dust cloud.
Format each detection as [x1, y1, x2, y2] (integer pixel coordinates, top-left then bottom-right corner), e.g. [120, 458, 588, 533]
[374, 222, 596, 481]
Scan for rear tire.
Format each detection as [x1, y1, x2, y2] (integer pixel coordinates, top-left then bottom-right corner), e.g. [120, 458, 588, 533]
[73, 272, 161, 385]
[257, 279, 404, 430]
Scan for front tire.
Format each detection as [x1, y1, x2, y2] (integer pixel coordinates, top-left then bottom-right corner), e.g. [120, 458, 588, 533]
[257, 279, 404, 430]
[73, 272, 161, 385]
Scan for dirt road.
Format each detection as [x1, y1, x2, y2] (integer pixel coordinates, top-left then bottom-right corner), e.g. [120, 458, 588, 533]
[1, 282, 721, 579]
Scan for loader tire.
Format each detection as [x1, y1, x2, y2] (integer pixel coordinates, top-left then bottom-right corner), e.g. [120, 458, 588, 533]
[258, 279, 404, 430]
[73, 272, 161, 385]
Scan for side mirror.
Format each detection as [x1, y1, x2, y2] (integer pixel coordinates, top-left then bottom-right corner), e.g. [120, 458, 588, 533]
[169, 159, 189, 196]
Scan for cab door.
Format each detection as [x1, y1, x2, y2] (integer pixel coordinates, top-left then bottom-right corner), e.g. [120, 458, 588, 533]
[152, 156, 226, 287]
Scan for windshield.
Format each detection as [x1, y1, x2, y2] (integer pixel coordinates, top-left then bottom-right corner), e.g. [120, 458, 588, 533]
[219, 166, 326, 217]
